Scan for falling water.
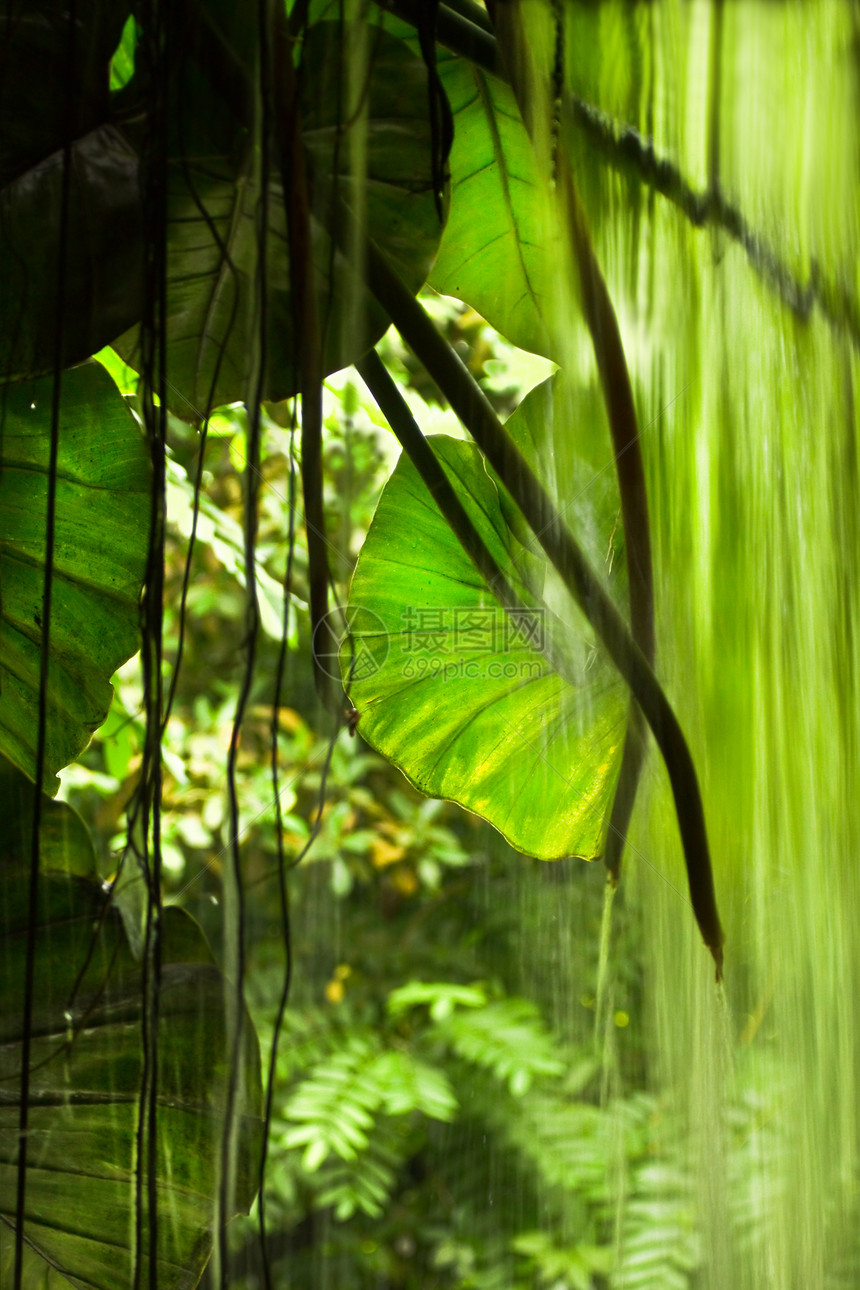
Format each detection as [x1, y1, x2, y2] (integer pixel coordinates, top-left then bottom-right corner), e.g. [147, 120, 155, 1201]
[233, 4, 860, 1285]
[563, 1, 860, 1285]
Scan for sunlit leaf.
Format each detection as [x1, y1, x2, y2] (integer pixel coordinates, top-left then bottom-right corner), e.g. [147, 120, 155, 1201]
[342, 425, 626, 860]
[0, 362, 149, 792]
[429, 55, 552, 358]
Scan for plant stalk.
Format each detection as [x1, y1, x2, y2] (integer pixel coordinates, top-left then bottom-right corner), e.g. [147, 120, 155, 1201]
[361, 241, 723, 971]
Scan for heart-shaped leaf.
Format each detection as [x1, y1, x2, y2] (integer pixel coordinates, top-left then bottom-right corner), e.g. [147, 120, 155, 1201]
[341, 407, 627, 860]
[0, 762, 263, 1290]
[0, 361, 150, 792]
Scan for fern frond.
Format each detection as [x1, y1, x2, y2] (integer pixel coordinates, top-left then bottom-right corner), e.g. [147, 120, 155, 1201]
[435, 997, 566, 1094]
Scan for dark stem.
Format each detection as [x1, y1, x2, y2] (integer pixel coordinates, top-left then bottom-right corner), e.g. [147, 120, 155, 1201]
[362, 242, 723, 970]
[13, 98, 69, 1290]
[386, 0, 499, 75]
[556, 74, 655, 882]
[274, 6, 336, 716]
[136, 0, 170, 1280]
[390, 0, 860, 351]
[359, 348, 601, 690]
[464, 0, 656, 878]
[259, 416, 299, 1290]
[357, 349, 522, 607]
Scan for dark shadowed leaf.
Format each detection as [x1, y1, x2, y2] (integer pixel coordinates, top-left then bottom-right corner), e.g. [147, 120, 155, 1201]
[114, 19, 445, 418]
[0, 769, 263, 1290]
[0, 126, 144, 382]
[0, 0, 131, 189]
[0, 0, 143, 380]
[0, 753, 95, 878]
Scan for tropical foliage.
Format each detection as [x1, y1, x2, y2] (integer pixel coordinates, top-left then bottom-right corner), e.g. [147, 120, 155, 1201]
[2, 1, 858, 1288]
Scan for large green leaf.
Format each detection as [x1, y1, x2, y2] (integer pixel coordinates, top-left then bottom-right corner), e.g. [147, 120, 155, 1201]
[115, 18, 445, 417]
[0, 753, 95, 878]
[0, 765, 263, 1290]
[429, 54, 553, 359]
[310, 6, 555, 355]
[341, 420, 627, 861]
[0, 361, 150, 792]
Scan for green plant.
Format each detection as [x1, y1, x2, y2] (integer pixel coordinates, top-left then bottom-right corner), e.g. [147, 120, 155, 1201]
[4, 1, 855, 1287]
[0, 757, 263, 1287]
[0, 0, 724, 962]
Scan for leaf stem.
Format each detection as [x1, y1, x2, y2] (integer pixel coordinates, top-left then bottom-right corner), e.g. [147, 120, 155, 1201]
[362, 242, 723, 971]
[274, 6, 336, 715]
[357, 350, 520, 604]
[487, 3, 654, 882]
